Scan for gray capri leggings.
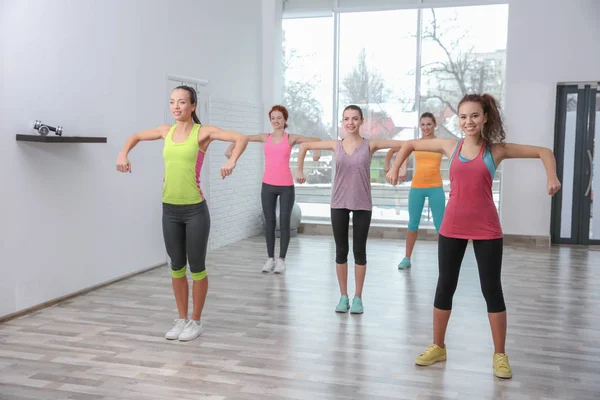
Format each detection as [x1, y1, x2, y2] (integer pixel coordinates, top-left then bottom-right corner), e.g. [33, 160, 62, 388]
[261, 183, 295, 259]
[162, 201, 210, 280]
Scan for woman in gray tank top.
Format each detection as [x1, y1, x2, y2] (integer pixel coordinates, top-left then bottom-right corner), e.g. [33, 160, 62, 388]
[296, 105, 407, 314]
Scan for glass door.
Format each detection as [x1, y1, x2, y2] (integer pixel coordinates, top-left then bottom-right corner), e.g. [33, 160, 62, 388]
[551, 82, 600, 245]
[583, 90, 600, 243]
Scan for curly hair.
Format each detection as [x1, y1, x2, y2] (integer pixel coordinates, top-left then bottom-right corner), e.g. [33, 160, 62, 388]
[458, 93, 506, 146]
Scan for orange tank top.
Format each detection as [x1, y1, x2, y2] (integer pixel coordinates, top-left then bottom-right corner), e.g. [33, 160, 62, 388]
[411, 151, 443, 188]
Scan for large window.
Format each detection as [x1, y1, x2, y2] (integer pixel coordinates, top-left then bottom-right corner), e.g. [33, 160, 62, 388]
[283, 4, 508, 224]
[419, 5, 508, 208]
[283, 17, 334, 220]
[338, 10, 418, 221]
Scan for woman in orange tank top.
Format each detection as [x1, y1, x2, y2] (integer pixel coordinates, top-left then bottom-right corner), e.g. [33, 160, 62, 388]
[385, 113, 445, 269]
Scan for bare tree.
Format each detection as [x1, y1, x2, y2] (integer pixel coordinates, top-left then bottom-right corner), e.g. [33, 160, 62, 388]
[281, 33, 332, 139]
[340, 48, 390, 106]
[420, 9, 505, 117]
[340, 48, 404, 140]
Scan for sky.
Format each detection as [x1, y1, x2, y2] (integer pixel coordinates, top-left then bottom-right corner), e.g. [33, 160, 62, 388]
[283, 4, 509, 130]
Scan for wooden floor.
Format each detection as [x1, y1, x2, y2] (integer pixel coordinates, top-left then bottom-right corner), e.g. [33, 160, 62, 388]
[1, 235, 600, 400]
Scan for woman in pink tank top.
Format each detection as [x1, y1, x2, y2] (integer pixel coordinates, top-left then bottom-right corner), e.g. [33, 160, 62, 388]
[225, 105, 321, 274]
[386, 94, 561, 379]
[296, 105, 408, 315]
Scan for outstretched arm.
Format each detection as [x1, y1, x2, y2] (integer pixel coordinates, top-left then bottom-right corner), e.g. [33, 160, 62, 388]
[296, 140, 337, 184]
[224, 134, 268, 158]
[116, 125, 170, 173]
[200, 126, 249, 179]
[387, 138, 456, 185]
[289, 134, 322, 145]
[290, 134, 323, 160]
[371, 140, 406, 178]
[369, 139, 406, 154]
[495, 143, 561, 195]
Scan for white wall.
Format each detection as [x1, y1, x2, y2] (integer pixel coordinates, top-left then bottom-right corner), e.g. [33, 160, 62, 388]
[262, 0, 285, 125]
[208, 98, 264, 249]
[0, 0, 264, 319]
[501, 0, 600, 236]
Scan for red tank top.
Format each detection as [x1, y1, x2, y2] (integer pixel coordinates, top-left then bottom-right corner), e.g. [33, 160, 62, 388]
[439, 139, 503, 240]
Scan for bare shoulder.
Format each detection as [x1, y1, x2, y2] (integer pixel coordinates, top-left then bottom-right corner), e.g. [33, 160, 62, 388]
[490, 142, 506, 156]
[197, 125, 222, 140]
[412, 138, 457, 157]
[253, 133, 269, 142]
[300, 139, 337, 151]
[198, 125, 217, 133]
[322, 139, 338, 150]
[439, 138, 459, 156]
[156, 124, 171, 138]
[438, 137, 458, 147]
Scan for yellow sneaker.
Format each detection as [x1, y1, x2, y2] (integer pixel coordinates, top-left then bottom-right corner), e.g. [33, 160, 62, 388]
[415, 344, 447, 366]
[493, 353, 512, 379]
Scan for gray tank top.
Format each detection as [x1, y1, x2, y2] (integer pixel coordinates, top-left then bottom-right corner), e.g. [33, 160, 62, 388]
[330, 138, 373, 211]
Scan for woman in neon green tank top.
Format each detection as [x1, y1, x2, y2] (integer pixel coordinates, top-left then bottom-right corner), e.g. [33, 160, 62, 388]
[116, 86, 249, 342]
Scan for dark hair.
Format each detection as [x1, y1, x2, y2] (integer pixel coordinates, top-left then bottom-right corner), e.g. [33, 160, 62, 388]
[343, 104, 364, 119]
[458, 93, 505, 146]
[174, 85, 201, 124]
[420, 112, 436, 124]
[269, 105, 289, 129]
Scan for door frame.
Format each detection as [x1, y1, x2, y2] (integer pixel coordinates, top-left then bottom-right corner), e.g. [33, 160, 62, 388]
[580, 83, 600, 245]
[551, 82, 600, 245]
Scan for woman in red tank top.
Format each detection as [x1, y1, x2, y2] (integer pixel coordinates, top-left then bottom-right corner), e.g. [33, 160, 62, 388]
[386, 94, 561, 379]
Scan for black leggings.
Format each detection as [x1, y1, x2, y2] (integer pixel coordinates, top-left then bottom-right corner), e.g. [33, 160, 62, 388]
[162, 201, 211, 280]
[330, 208, 372, 265]
[261, 183, 295, 259]
[435, 234, 505, 313]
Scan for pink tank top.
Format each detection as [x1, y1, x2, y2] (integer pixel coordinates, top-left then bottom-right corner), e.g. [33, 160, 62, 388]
[439, 139, 503, 240]
[262, 133, 294, 186]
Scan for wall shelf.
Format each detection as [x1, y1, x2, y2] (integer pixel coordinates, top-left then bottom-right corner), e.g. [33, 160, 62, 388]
[16, 134, 107, 143]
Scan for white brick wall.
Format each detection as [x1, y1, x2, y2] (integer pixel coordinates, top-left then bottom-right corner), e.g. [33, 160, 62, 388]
[207, 97, 264, 250]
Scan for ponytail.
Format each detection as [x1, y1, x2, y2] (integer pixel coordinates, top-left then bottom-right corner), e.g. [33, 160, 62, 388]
[174, 85, 201, 124]
[458, 93, 505, 146]
[191, 110, 200, 124]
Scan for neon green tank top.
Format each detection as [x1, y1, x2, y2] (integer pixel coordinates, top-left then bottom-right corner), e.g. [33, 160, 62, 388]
[162, 124, 205, 205]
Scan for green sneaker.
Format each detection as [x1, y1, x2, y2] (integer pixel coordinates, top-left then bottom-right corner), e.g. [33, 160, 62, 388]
[350, 296, 363, 314]
[335, 295, 350, 313]
[398, 257, 412, 269]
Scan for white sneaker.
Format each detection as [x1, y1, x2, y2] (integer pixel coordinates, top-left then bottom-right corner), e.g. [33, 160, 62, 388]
[165, 318, 187, 340]
[178, 320, 203, 341]
[274, 259, 286, 274]
[262, 258, 274, 273]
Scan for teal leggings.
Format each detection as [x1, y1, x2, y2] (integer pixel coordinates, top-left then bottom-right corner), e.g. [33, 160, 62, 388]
[408, 186, 446, 232]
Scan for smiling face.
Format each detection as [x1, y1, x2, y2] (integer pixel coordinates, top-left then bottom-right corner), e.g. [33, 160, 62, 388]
[270, 110, 286, 130]
[420, 117, 436, 137]
[458, 101, 488, 138]
[169, 88, 196, 122]
[342, 108, 363, 135]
